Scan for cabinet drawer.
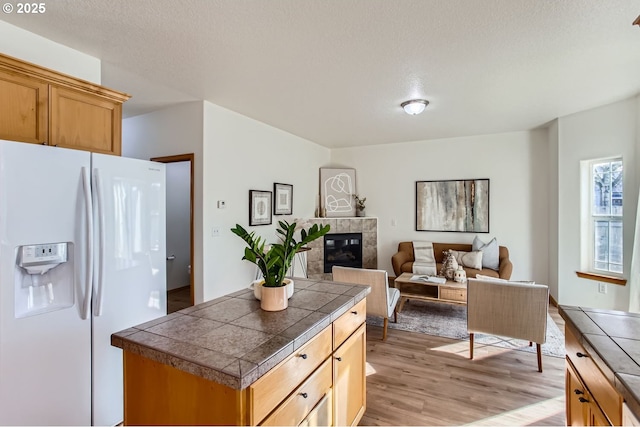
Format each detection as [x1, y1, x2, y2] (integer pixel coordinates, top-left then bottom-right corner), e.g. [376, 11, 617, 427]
[440, 287, 466, 302]
[566, 327, 621, 425]
[299, 390, 332, 427]
[260, 359, 332, 426]
[333, 299, 366, 349]
[251, 326, 332, 424]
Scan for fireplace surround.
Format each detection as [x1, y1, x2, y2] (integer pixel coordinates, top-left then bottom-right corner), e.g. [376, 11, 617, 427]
[295, 217, 377, 280]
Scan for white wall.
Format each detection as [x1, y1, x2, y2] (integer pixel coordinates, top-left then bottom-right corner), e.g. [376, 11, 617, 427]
[548, 120, 560, 300]
[0, 20, 100, 83]
[331, 130, 550, 284]
[557, 96, 638, 310]
[165, 161, 191, 291]
[202, 101, 330, 301]
[122, 101, 205, 302]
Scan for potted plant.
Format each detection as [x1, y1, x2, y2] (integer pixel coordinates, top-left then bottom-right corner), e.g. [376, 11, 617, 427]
[354, 194, 366, 217]
[231, 220, 330, 311]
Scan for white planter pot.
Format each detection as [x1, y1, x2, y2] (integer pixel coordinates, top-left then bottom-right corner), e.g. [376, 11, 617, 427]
[260, 285, 288, 311]
[250, 278, 294, 300]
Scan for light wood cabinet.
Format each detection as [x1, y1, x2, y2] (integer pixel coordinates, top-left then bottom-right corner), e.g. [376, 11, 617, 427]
[0, 53, 129, 155]
[0, 69, 48, 144]
[261, 359, 333, 426]
[49, 85, 123, 154]
[250, 326, 332, 424]
[567, 360, 610, 426]
[565, 327, 621, 426]
[333, 323, 366, 427]
[299, 391, 332, 426]
[121, 298, 368, 426]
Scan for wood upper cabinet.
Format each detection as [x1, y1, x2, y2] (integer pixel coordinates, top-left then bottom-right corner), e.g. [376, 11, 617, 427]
[50, 85, 123, 155]
[0, 70, 48, 144]
[0, 53, 129, 155]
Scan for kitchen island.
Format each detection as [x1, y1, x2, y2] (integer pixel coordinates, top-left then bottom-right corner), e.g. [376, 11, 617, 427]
[560, 306, 640, 425]
[112, 278, 370, 426]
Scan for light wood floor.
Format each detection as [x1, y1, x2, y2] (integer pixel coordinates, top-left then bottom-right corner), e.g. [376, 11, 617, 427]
[360, 304, 566, 426]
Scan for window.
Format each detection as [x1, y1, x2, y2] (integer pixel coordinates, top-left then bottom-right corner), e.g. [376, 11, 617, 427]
[590, 158, 623, 274]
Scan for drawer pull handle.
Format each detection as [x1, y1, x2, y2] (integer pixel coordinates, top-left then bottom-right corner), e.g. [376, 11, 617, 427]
[578, 397, 589, 403]
[300, 392, 308, 399]
[574, 389, 584, 395]
[299, 353, 308, 359]
[576, 352, 588, 358]
[351, 311, 358, 315]
[336, 356, 342, 362]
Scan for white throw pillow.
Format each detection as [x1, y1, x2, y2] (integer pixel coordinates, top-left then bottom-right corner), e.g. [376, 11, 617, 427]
[449, 250, 483, 270]
[472, 236, 500, 271]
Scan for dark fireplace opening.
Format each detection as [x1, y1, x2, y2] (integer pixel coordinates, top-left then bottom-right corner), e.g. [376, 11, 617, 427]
[324, 232, 363, 273]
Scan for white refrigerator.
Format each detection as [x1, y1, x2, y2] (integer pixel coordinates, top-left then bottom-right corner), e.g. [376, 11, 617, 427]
[0, 139, 167, 426]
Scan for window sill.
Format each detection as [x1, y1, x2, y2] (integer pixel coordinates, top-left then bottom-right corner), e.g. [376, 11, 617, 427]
[576, 271, 627, 286]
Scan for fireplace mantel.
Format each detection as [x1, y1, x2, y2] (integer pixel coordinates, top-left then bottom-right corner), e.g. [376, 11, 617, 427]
[296, 217, 377, 280]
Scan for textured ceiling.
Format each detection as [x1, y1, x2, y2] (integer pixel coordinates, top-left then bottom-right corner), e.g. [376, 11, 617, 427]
[3, 0, 640, 148]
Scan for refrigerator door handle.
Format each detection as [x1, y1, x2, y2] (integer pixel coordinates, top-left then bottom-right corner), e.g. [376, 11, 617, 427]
[93, 167, 106, 317]
[81, 167, 93, 320]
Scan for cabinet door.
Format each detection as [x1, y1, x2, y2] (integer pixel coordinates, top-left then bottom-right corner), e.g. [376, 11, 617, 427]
[49, 85, 122, 155]
[0, 70, 48, 144]
[590, 402, 611, 427]
[333, 324, 365, 427]
[567, 363, 589, 426]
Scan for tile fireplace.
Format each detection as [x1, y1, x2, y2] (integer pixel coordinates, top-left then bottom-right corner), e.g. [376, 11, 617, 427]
[296, 217, 377, 280]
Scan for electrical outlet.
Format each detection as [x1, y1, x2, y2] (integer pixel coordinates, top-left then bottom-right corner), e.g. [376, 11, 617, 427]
[212, 227, 221, 237]
[598, 282, 607, 294]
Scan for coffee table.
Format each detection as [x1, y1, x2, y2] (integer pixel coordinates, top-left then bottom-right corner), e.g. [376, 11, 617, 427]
[394, 272, 467, 312]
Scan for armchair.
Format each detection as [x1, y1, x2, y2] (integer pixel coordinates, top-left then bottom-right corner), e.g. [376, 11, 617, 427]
[466, 278, 549, 372]
[332, 266, 400, 341]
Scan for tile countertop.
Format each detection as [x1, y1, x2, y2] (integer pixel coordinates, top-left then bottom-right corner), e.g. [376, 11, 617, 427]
[111, 278, 370, 390]
[559, 305, 640, 421]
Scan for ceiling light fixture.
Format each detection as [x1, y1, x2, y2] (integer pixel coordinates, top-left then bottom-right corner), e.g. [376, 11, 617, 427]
[401, 99, 429, 115]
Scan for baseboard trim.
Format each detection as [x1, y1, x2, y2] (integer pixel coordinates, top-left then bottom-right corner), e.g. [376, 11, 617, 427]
[549, 294, 558, 307]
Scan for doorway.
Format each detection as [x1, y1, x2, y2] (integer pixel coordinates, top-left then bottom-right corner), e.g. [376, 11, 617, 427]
[151, 153, 194, 313]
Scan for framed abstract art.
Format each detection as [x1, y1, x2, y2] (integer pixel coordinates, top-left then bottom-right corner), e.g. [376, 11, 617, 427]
[273, 183, 293, 215]
[319, 168, 356, 217]
[416, 179, 489, 232]
[249, 190, 272, 226]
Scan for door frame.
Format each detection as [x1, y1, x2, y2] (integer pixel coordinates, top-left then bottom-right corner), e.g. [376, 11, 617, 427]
[151, 153, 194, 305]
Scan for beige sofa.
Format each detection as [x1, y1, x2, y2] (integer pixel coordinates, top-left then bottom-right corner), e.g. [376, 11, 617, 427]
[391, 242, 513, 280]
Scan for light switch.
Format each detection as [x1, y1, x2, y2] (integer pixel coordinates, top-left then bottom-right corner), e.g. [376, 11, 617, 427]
[217, 200, 226, 209]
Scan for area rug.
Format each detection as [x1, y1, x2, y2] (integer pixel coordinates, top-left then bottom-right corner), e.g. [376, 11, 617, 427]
[367, 300, 565, 358]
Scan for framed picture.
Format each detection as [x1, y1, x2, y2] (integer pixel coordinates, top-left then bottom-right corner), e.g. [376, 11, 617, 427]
[319, 168, 356, 217]
[416, 179, 489, 232]
[249, 190, 272, 226]
[273, 183, 293, 215]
